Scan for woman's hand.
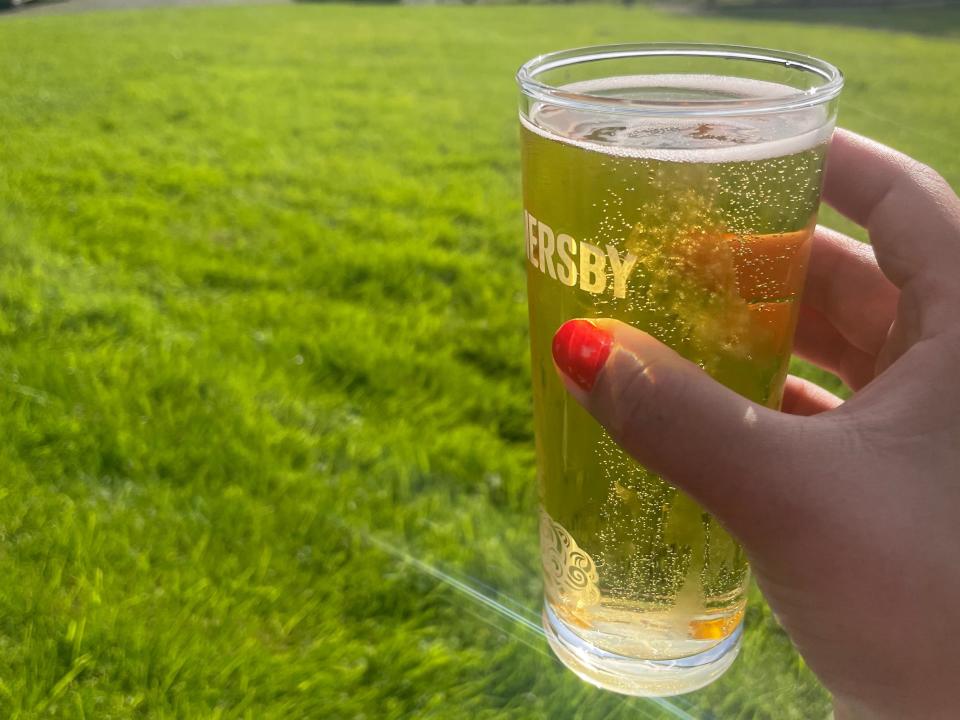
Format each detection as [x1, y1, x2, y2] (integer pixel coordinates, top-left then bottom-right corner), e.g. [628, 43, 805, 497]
[550, 129, 960, 719]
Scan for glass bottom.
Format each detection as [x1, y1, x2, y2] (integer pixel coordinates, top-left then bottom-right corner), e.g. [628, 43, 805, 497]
[542, 601, 743, 697]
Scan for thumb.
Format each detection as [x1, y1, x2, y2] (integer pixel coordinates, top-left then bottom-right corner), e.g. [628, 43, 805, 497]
[551, 318, 827, 543]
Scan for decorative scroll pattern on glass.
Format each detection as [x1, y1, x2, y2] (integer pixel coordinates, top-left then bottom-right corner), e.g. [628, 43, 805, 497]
[539, 508, 600, 610]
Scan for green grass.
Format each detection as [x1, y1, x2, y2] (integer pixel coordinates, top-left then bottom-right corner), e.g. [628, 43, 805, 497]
[0, 4, 957, 718]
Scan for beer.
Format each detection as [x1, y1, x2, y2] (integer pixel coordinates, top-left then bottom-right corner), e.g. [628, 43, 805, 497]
[520, 62, 839, 696]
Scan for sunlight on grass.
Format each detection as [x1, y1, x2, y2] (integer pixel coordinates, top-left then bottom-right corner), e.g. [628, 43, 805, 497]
[0, 4, 957, 718]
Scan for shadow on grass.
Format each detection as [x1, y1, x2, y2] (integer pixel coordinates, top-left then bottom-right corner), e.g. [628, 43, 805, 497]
[691, 2, 960, 37]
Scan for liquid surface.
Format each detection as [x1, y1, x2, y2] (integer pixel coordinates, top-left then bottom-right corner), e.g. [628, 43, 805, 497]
[523, 75, 829, 660]
[532, 74, 832, 160]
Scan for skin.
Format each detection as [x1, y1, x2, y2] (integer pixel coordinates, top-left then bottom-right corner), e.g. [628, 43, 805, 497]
[553, 129, 960, 719]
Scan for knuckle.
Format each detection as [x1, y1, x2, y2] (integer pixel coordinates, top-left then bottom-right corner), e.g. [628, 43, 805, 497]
[606, 361, 653, 447]
[903, 155, 941, 186]
[918, 163, 950, 190]
[605, 352, 686, 449]
[911, 162, 958, 207]
[909, 157, 939, 182]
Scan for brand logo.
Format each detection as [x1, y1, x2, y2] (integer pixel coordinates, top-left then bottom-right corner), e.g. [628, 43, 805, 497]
[524, 210, 638, 299]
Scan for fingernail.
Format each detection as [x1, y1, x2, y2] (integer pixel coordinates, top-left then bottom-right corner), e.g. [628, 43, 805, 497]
[552, 319, 613, 392]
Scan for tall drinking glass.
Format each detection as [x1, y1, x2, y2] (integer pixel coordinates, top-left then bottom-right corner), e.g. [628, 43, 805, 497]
[517, 44, 842, 696]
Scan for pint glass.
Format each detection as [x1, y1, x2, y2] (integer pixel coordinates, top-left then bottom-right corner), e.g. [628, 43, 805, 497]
[517, 44, 842, 696]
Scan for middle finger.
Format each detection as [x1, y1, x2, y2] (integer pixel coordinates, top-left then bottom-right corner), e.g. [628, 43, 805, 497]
[802, 226, 898, 357]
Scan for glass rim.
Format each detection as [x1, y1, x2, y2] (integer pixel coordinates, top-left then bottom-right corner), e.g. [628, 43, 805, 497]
[516, 43, 844, 118]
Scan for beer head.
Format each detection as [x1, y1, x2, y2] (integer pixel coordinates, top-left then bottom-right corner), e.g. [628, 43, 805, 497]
[525, 75, 834, 163]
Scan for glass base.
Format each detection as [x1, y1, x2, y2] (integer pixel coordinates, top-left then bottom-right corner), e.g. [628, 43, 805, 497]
[542, 602, 743, 697]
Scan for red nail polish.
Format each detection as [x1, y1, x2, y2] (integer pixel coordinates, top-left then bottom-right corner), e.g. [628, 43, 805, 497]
[552, 319, 612, 392]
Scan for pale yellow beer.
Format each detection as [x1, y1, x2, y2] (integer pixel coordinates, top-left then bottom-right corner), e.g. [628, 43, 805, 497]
[518, 47, 842, 696]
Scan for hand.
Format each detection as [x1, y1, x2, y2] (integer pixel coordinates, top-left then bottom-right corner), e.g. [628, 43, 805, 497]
[550, 130, 960, 719]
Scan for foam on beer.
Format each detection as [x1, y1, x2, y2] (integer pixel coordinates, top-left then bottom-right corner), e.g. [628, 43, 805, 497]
[521, 75, 833, 163]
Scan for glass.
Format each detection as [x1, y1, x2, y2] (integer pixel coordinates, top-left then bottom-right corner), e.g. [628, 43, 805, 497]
[517, 44, 842, 696]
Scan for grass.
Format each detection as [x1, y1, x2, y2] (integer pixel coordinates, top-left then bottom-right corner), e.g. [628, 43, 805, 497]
[0, 4, 958, 718]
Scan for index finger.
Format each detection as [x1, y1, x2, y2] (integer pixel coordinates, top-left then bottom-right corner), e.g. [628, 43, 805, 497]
[823, 129, 960, 289]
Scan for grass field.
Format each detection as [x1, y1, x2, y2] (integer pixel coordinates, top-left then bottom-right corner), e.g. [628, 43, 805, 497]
[1, 4, 958, 718]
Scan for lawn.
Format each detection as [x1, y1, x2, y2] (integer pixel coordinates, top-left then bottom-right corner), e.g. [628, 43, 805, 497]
[0, 4, 958, 718]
